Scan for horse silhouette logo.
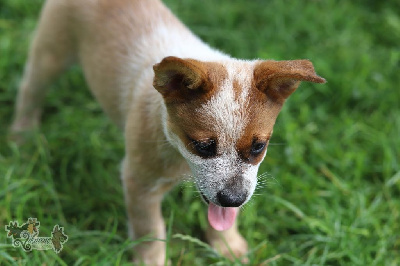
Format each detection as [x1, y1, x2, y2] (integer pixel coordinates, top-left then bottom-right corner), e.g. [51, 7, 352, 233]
[5, 218, 68, 253]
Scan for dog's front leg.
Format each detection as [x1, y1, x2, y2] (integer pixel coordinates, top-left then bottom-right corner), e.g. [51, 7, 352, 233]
[206, 219, 248, 261]
[122, 158, 174, 265]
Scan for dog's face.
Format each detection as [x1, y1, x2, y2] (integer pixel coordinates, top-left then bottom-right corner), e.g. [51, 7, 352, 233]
[153, 56, 325, 229]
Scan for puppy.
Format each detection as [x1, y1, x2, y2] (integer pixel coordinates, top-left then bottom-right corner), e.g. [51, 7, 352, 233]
[11, 0, 325, 264]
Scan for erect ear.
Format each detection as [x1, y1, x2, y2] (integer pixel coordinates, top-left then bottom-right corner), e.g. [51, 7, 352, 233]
[254, 60, 326, 103]
[153, 56, 209, 102]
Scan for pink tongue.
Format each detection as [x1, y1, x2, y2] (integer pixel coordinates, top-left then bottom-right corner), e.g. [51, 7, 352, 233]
[208, 202, 238, 231]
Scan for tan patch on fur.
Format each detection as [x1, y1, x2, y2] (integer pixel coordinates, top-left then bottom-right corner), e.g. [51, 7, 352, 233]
[235, 86, 280, 165]
[166, 102, 217, 156]
[157, 59, 228, 155]
[234, 59, 326, 164]
[236, 60, 325, 165]
[153, 57, 227, 103]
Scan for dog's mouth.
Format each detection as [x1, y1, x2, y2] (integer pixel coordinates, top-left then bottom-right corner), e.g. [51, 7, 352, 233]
[200, 191, 239, 232]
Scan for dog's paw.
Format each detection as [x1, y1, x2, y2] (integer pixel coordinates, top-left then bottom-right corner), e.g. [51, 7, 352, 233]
[133, 240, 167, 266]
[207, 230, 248, 262]
[9, 120, 39, 145]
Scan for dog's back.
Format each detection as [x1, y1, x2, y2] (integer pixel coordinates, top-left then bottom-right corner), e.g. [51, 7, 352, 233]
[19, 0, 226, 129]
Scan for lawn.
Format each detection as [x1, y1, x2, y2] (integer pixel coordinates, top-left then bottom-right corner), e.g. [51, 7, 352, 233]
[0, 0, 399, 265]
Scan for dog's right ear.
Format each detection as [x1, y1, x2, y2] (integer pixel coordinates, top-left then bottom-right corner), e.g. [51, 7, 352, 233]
[254, 60, 326, 104]
[153, 56, 210, 102]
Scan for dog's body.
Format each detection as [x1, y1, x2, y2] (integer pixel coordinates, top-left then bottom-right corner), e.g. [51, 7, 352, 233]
[11, 0, 325, 264]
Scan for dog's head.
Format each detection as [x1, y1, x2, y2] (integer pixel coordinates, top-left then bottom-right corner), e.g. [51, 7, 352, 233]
[153, 56, 325, 230]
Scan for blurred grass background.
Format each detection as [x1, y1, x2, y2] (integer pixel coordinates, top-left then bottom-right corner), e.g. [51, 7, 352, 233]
[0, 0, 399, 264]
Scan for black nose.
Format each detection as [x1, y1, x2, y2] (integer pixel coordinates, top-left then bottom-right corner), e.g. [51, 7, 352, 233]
[217, 190, 247, 207]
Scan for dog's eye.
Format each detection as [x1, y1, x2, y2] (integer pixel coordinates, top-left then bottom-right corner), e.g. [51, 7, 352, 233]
[193, 139, 216, 158]
[250, 141, 266, 156]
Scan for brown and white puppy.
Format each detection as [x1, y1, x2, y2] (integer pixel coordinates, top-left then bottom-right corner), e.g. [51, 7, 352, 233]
[11, 0, 325, 264]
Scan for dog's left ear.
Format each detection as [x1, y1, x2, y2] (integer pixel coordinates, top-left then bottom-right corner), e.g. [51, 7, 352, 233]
[153, 56, 209, 102]
[254, 60, 326, 103]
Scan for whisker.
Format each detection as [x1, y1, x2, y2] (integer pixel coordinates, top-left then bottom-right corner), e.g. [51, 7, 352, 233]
[241, 197, 255, 213]
[268, 143, 286, 146]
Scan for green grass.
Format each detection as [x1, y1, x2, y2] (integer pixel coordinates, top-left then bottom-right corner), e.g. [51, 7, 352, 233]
[1, 0, 399, 264]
